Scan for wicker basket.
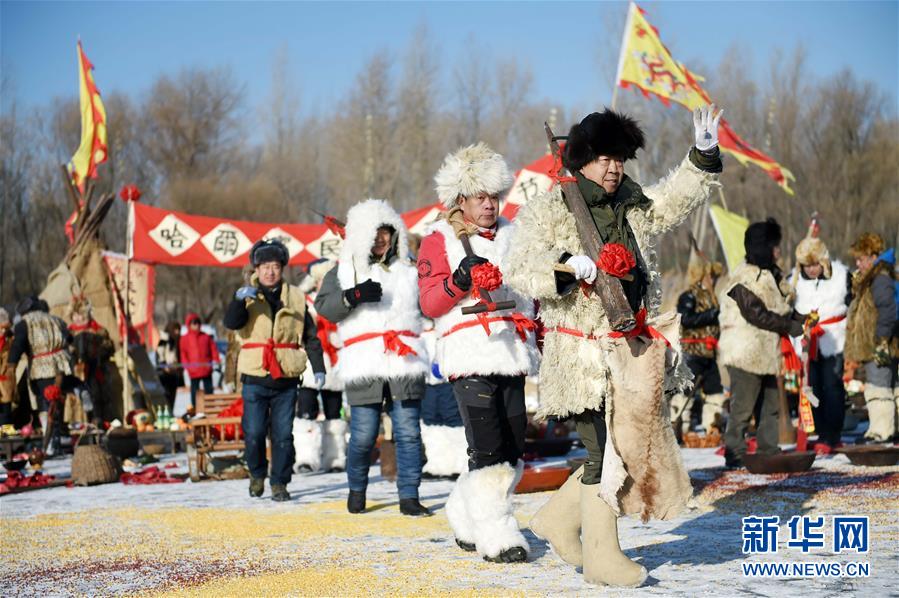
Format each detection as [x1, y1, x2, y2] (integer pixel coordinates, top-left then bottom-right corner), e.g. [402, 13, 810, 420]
[71, 444, 122, 486]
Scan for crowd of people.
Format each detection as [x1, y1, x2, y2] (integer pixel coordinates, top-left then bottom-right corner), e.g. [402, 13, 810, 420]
[1, 103, 896, 590]
[672, 222, 898, 467]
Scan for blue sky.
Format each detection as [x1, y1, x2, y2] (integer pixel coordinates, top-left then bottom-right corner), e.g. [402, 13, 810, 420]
[2, 1, 897, 117]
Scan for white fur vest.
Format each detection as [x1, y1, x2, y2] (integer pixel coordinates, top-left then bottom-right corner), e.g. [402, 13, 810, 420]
[505, 153, 718, 418]
[718, 262, 791, 375]
[427, 219, 539, 379]
[335, 260, 428, 384]
[790, 261, 849, 359]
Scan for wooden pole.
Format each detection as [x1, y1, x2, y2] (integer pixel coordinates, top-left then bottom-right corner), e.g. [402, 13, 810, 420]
[777, 376, 796, 444]
[122, 200, 133, 417]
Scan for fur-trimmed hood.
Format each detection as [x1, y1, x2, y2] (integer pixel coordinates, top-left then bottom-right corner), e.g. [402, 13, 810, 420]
[338, 199, 409, 287]
[434, 143, 513, 208]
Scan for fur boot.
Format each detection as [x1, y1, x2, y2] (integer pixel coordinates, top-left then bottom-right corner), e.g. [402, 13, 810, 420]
[321, 418, 348, 471]
[460, 461, 529, 561]
[421, 424, 468, 477]
[446, 470, 477, 551]
[701, 392, 727, 433]
[529, 465, 583, 566]
[581, 483, 647, 587]
[293, 418, 322, 472]
[864, 384, 896, 441]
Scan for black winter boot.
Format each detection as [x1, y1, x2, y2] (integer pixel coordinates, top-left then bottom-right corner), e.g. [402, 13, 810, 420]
[347, 490, 366, 513]
[399, 498, 432, 517]
[271, 484, 291, 502]
[249, 477, 264, 498]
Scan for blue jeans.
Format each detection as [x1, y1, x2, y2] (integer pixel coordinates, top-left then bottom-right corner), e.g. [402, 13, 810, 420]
[347, 389, 422, 500]
[421, 383, 463, 426]
[190, 375, 213, 407]
[241, 384, 297, 485]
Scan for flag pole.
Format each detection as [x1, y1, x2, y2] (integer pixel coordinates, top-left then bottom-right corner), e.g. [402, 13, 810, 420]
[122, 200, 134, 416]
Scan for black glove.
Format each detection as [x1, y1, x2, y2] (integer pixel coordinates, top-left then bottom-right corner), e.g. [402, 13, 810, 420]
[452, 255, 489, 291]
[343, 279, 382, 307]
[788, 312, 805, 338]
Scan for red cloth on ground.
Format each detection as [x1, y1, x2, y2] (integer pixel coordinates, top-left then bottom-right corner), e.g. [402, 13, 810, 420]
[120, 466, 185, 485]
[417, 231, 467, 318]
[178, 312, 220, 379]
[0, 471, 56, 494]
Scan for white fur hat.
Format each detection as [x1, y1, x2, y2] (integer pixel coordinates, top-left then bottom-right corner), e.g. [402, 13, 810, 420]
[434, 143, 513, 208]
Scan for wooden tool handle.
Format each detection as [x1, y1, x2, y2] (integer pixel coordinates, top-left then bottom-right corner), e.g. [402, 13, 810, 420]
[545, 123, 635, 332]
[462, 300, 517, 315]
[460, 233, 495, 305]
[553, 263, 633, 282]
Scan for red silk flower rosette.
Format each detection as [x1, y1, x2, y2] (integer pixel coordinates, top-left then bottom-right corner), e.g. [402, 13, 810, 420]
[470, 262, 503, 299]
[43, 385, 62, 402]
[119, 184, 141, 202]
[597, 243, 636, 278]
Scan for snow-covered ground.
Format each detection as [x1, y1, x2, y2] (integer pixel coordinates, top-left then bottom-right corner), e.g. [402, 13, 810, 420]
[1, 447, 897, 597]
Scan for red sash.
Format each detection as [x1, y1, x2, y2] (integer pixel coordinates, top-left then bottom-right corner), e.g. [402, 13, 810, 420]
[241, 339, 300, 379]
[343, 330, 419, 357]
[807, 314, 846, 360]
[442, 312, 536, 342]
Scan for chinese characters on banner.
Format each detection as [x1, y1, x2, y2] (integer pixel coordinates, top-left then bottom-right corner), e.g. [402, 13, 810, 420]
[103, 251, 157, 346]
[129, 150, 558, 268]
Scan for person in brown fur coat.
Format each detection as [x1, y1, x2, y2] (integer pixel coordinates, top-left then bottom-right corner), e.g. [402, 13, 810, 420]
[844, 233, 898, 442]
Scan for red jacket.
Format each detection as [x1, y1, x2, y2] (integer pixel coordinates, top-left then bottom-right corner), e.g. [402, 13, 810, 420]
[418, 231, 468, 318]
[178, 313, 220, 379]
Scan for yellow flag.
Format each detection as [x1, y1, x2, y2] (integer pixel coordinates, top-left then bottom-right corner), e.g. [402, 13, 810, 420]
[67, 41, 108, 192]
[708, 204, 749, 271]
[616, 2, 795, 195]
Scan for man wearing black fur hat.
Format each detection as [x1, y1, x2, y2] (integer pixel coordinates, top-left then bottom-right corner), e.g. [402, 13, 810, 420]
[506, 106, 722, 587]
[717, 219, 804, 468]
[224, 239, 325, 502]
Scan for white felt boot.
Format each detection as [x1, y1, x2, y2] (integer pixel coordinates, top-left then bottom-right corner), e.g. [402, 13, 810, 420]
[581, 483, 647, 587]
[864, 385, 895, 442]
[529, 466, 582, 566]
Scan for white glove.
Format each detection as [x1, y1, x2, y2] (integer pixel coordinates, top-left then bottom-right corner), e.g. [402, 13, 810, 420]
[314, 372, 326, 390]
[565, 255, 597, 284]
[693, 103, 722, 152]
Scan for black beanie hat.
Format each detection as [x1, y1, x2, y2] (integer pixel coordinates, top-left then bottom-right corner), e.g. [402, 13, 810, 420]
[744, 218, 782, 270]
[250, 239, 289, 267]
[563, 109, 646, 172]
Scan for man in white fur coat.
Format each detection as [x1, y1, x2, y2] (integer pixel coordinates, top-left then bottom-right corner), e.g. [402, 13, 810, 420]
[315, 199, 432, 517]
[418, 143, 540, 564]
[505, 107, 723, 587]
